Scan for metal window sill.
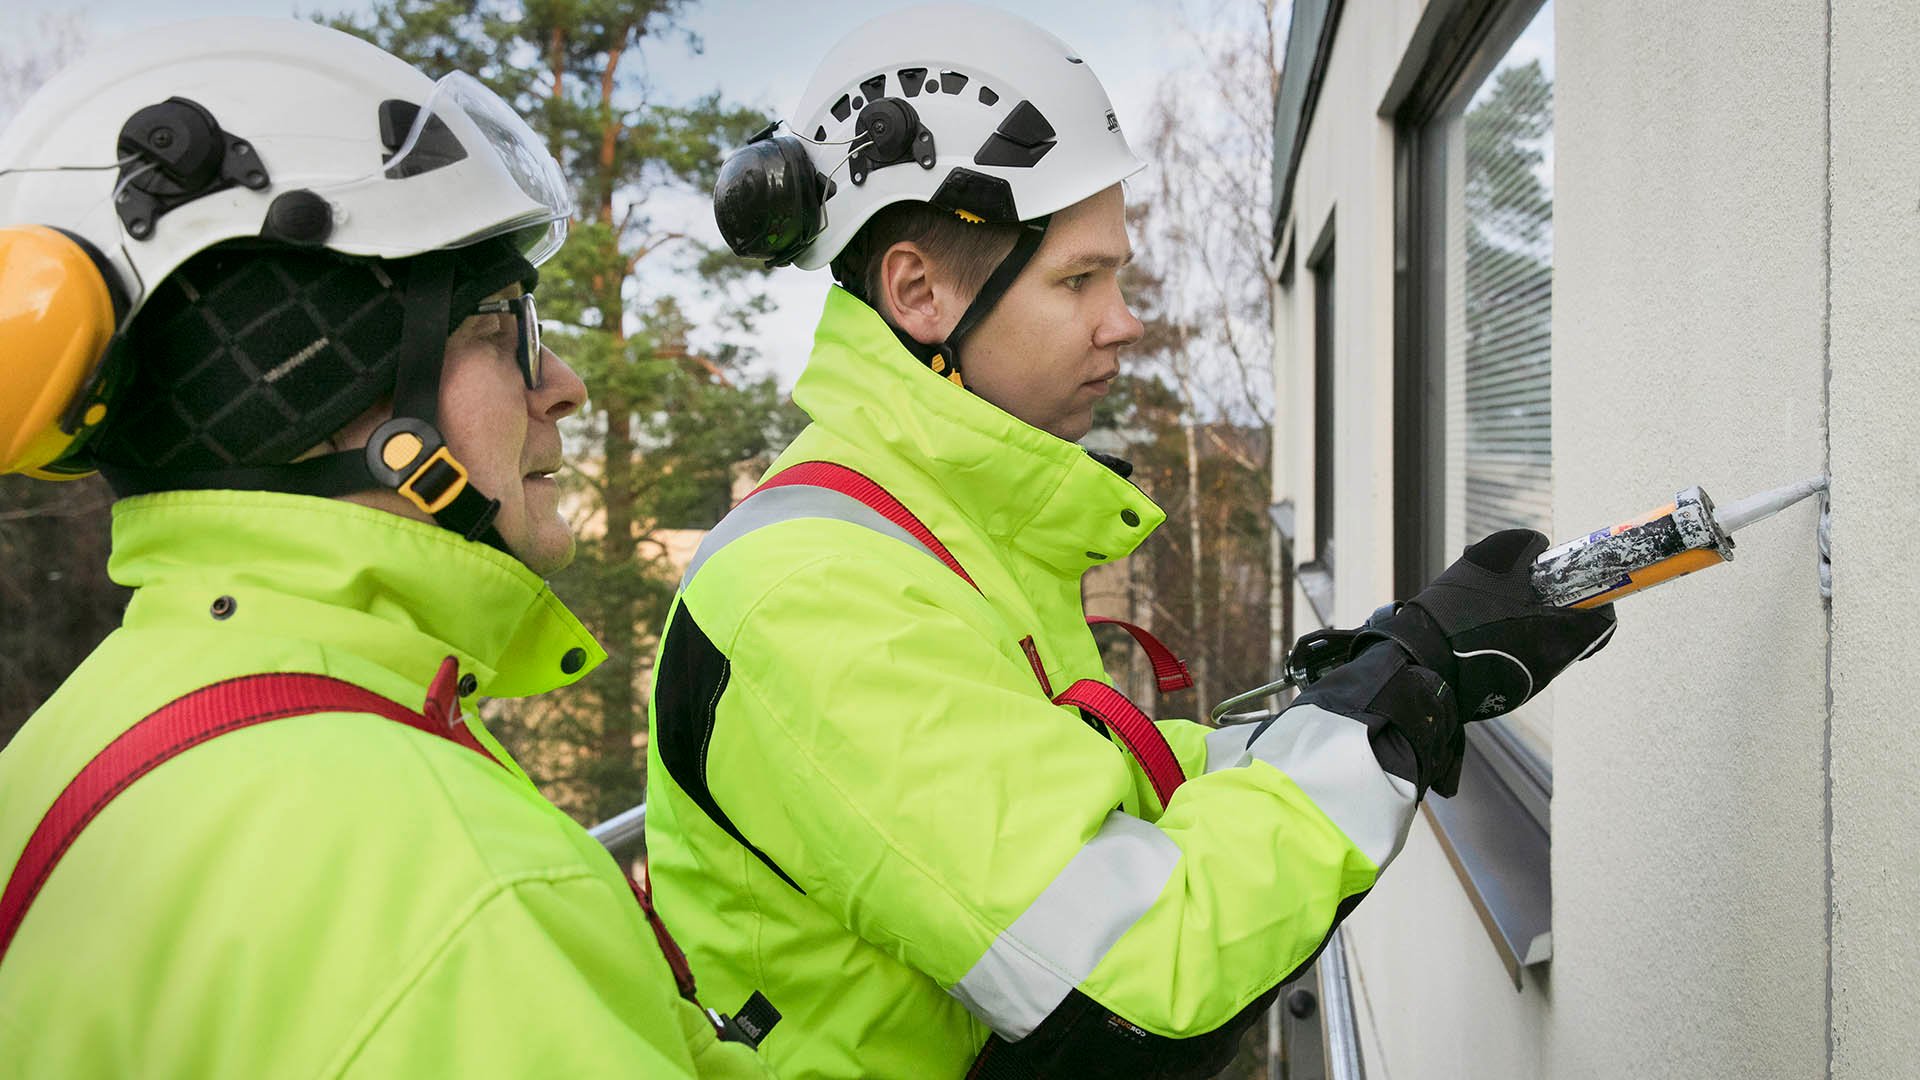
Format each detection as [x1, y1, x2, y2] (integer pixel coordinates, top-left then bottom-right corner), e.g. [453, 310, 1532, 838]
[1422, 739, 1552, 989]
[1298, 561, 1335, 628]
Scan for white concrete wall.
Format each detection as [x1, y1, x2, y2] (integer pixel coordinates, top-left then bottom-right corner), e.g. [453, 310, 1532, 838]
[1828, 3, 1920, 1077]
[1279, 0, 1413, 627]
[1273, 3, 1554, 1078]
[1552, 2, 1830, 1077]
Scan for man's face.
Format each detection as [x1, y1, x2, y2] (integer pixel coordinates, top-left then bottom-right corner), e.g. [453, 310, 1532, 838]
[434, 285, 586, 575]
[335, 285, 586, 575]
[952, 184, 1143, 441]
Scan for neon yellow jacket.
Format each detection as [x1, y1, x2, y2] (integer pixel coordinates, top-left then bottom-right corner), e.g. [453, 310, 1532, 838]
[645, 289, 1419, 1078]
[0, 491, 771, 1079]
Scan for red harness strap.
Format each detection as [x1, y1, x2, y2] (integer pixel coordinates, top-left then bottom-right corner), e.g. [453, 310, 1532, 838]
[1086, 617, 1195, 693]
[754, 460, 977, 589]
[748, 460, 1191, 810]
[1050, 680, 1186, 809]
[0, 657, 704, 1009]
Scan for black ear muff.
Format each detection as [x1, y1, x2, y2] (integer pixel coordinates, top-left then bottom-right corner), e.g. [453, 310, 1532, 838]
[713, 124, 827, 267]
[0, 226, 131, 478]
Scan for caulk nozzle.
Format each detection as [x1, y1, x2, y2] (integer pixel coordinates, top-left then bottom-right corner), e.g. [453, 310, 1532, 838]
[1713, 475, 1830, 535]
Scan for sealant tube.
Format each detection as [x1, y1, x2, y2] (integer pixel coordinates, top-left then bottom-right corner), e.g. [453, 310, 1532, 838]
[1531, 486, 1735, 608]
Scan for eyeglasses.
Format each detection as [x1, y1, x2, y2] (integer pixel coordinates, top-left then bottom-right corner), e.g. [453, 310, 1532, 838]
[472, 292, 543, 389]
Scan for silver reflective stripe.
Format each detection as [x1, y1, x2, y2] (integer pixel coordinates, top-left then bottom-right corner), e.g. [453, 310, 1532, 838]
[678, 484, 938, 591]
[949, 812, 1181, 1039]
[1242, 704, 1417, 871]
[1203, 723, 1256, 774]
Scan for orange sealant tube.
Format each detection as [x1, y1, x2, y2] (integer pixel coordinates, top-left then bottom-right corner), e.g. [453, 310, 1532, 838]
[1530, 486, 1735, 608]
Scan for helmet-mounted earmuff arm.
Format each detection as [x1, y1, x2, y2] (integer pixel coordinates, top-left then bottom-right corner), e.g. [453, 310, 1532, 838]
[99, 254, 510, 552]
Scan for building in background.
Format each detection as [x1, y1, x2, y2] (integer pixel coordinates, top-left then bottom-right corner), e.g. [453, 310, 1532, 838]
[1267, 1, 1917, 1077]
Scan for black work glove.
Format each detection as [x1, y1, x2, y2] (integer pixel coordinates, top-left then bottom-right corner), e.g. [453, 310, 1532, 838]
[1282, 638, 1465, 798]
[1359, 529, 1618, 722]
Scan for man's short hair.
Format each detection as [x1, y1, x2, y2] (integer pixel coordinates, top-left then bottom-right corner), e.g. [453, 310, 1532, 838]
[833, 202, 1020, 322]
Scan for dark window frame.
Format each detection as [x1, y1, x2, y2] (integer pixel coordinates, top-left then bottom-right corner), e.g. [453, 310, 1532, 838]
[1386, 0, 1555, 989]
[1298, 213, 1338, 626]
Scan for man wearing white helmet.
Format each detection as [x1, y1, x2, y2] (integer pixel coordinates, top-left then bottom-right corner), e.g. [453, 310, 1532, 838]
[0, 19, 773, 1077]
[649, 3, 1616, 1077]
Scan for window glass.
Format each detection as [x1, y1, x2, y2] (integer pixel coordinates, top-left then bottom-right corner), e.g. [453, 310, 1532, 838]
[1312, 244, 1336, 571]
[1422, 0, 1555, 766]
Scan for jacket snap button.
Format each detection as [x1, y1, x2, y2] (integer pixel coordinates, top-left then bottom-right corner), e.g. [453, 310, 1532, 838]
[1120, 508, 1140, 527]
[457, 673, 479, 696]
[560, 647, 587, 674]
[209, 595, 236, 620]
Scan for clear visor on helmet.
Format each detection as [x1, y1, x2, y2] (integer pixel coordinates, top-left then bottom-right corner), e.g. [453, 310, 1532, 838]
[380, 71, 572, 263]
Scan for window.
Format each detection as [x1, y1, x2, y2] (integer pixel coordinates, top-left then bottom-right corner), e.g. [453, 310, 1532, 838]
[1312, 239, 1336, 571]
[1391, 0, 1556, 987]
[1300, 222, 1337, 626]
[1412, 0, 1556, 779]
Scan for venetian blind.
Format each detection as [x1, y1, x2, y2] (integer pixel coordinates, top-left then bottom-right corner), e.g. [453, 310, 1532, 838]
[1448, 54, 1554, 539]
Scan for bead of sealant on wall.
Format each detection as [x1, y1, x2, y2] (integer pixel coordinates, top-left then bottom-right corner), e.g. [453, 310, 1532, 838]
[1818, 492, 1833, 602]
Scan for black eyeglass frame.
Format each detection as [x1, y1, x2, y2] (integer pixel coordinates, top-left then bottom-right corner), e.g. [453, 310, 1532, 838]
[473, 293, 543, 389]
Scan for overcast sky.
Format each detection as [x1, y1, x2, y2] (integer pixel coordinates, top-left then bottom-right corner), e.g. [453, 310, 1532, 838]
[10, 0, 1207, 388]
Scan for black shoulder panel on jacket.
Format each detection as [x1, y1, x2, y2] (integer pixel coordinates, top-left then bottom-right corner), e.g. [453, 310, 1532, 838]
[654, 600, 804, 893]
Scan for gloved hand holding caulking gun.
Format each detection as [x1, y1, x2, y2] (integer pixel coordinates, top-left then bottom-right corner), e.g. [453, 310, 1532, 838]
[1215, 474, 1831, 791]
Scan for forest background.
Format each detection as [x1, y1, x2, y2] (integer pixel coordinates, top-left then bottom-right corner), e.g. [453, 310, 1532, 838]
[0, 0, 1288, 829]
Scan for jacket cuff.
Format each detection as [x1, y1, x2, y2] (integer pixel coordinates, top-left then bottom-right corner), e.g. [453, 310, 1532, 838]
[1283, 641, 1464, 799]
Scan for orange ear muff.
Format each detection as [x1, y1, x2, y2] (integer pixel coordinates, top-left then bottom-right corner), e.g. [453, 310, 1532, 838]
[0, 225, 128, 479]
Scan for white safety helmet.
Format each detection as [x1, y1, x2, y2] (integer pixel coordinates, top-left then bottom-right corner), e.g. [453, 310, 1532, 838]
[0, 17, 567, 321]
[0, 17, 572, 552]
[711, 3, 1144, 383]
[714, 2, 1143, 270]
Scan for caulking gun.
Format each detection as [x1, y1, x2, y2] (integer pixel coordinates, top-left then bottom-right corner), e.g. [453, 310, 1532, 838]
[1211, 475, 1830, 723]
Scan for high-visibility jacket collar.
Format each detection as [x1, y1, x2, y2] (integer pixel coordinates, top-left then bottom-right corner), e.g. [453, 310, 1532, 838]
[106, 489, 604, 700]
[794, 287, 1165, 576]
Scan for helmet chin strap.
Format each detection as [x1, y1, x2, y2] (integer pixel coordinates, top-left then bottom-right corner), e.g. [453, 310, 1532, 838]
[355, 256, 509, 551]
[890, 215, 1050, 388]
[101, 255, 511, 554]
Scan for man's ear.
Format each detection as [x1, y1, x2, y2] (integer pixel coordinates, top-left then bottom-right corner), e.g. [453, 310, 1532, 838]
[877, 241, 955, 345]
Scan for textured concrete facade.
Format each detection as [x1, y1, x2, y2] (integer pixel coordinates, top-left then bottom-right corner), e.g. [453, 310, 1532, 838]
[1827, 3, 1920, 1077]
[1551, 2, 1829, 1077]
[1271, 0, 1914, 1076]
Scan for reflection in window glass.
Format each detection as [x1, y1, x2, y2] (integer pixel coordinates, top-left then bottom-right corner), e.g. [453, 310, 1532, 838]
[1424, 0, 1555, 765]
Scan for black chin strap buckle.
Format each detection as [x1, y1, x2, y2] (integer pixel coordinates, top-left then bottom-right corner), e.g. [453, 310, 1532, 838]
[366, 417, 469, 515]
[361, 416, 503, 550]
[928, 343, 964, 388]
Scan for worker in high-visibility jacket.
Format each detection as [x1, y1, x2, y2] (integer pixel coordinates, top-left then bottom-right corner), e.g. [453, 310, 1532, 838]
[0, 19, 770, 1078]
[647, 5, 1619, 1077]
